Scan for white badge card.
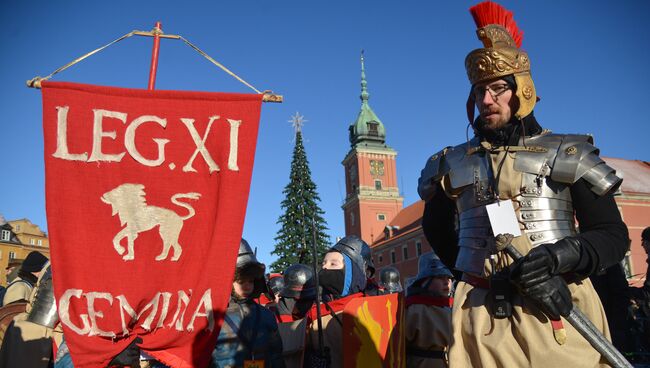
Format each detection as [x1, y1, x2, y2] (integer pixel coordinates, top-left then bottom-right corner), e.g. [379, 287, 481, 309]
[486, 200, 522, 237]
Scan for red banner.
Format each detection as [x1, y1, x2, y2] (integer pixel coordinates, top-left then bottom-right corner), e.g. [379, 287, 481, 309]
[342, 294, 405, 368]
[41, 81, 263, 367]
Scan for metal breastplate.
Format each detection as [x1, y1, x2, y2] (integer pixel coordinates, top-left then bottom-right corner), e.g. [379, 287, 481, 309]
[26, 265, 59, 328]
[447, 146, 578, 276]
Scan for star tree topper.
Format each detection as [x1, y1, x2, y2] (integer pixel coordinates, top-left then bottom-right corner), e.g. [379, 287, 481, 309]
[289, 112, 308, 133]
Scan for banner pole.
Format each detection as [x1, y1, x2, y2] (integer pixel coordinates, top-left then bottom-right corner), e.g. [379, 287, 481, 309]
[147, 21, 162, 90]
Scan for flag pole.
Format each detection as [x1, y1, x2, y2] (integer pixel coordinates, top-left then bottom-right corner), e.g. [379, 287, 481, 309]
[147, 21, 162, 90]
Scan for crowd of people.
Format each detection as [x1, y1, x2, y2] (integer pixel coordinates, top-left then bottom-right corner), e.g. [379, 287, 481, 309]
[0, 230, 649, 367]
[0, 235, 459, 368]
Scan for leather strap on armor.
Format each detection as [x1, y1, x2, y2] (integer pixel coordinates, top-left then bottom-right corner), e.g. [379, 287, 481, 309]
[462, 274, 490, 289]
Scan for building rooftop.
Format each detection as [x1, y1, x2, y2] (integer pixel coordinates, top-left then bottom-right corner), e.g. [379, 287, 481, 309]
[603, 157, 650, 195]
[372, 200, 424, 247]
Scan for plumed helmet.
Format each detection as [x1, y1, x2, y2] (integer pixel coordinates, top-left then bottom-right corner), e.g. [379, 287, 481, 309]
[361, 241, 375, 277]
[26, 263, 58, 328]
[267, 273, 285, 298]
[331, 235, 368, 274]
[237, 238, 259, 268]
[378, 267, 403, 294]
[465, 1, 537, 122]
[413, 252, 454, 283]
[280, 264, 317, 300]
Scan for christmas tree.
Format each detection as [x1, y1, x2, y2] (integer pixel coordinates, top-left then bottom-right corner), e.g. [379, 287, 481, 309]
[271, 113, 330, 272]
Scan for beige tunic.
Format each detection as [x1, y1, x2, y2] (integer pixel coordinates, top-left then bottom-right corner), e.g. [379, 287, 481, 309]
[447, 149, 611, 368]
[405, 303, 451, 368]
[2, 277, 33, 305]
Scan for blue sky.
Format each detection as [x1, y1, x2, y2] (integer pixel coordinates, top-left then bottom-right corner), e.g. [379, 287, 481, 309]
[1, 1, 648, 267]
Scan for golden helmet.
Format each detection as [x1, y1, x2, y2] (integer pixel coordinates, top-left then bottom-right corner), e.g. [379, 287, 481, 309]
[465, 1, 536, 121]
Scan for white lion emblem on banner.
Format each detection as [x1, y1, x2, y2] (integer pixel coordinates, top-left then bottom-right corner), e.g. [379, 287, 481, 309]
[101, 183, 201, 262]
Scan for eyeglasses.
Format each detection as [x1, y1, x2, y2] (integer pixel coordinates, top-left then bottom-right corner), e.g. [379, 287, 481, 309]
[473, 83, 511, 101]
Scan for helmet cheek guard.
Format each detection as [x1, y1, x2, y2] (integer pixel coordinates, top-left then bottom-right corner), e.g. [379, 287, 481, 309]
[513, 72, 536, 120]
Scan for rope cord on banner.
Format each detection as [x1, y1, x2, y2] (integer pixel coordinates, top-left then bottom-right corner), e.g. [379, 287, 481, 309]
[26, 30, 137, 88]
[179, 36, 261, 94]
[26, 27, 282, 102]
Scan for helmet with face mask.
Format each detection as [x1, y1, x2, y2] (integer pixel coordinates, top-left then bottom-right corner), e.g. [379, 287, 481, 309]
[319, 236, 369, 299]
[331, 235, 368, 272]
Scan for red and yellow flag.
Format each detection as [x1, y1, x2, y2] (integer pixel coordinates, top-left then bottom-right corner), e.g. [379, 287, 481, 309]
[342, 293, 405, 368]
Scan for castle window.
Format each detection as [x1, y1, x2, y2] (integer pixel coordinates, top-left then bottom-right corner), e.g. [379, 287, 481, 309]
[375, 180, 382, 190]
[9, 251, 16, 260]
[377, 214, 386, 221]
[403, 246, 409, 260]
[391, 250, 396, 264]
[367, 122, 379, 136]
[38, 239, 43, 246]
[30, 238, 36, 245]
[378, 254, 383, 263]
[416, 241, 422, 256]
[1, 230, 9, 241]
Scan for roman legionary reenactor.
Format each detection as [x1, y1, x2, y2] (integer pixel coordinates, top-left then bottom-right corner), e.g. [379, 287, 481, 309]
[405, 253, 453, 368]
[418, 2, 628, 367]
[259, 273, 285, 307]
[306, 235, 369, 368]
[211, 239, 285, 368]
[0, 263, 63, 368]
[274, 264, 317, 323]
[274, 264, 317, 368]
[378, 266, 403, 294]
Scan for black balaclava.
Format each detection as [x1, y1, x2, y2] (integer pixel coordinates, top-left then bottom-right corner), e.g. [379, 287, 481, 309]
[318, 269, 345, 298]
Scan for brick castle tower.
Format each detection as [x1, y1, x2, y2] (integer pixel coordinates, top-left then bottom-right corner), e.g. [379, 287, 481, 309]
[342, 53, 403, 244]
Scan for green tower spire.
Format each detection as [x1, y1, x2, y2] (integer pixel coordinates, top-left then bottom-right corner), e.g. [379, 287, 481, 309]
[349, 51, 386, 148]
[360, 51, 370, 104]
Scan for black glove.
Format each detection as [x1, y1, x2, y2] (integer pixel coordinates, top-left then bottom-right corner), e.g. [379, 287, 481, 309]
[515, 237, 583, 289]
[108, 337, 142, 367]
[520, 275, 573, 320]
